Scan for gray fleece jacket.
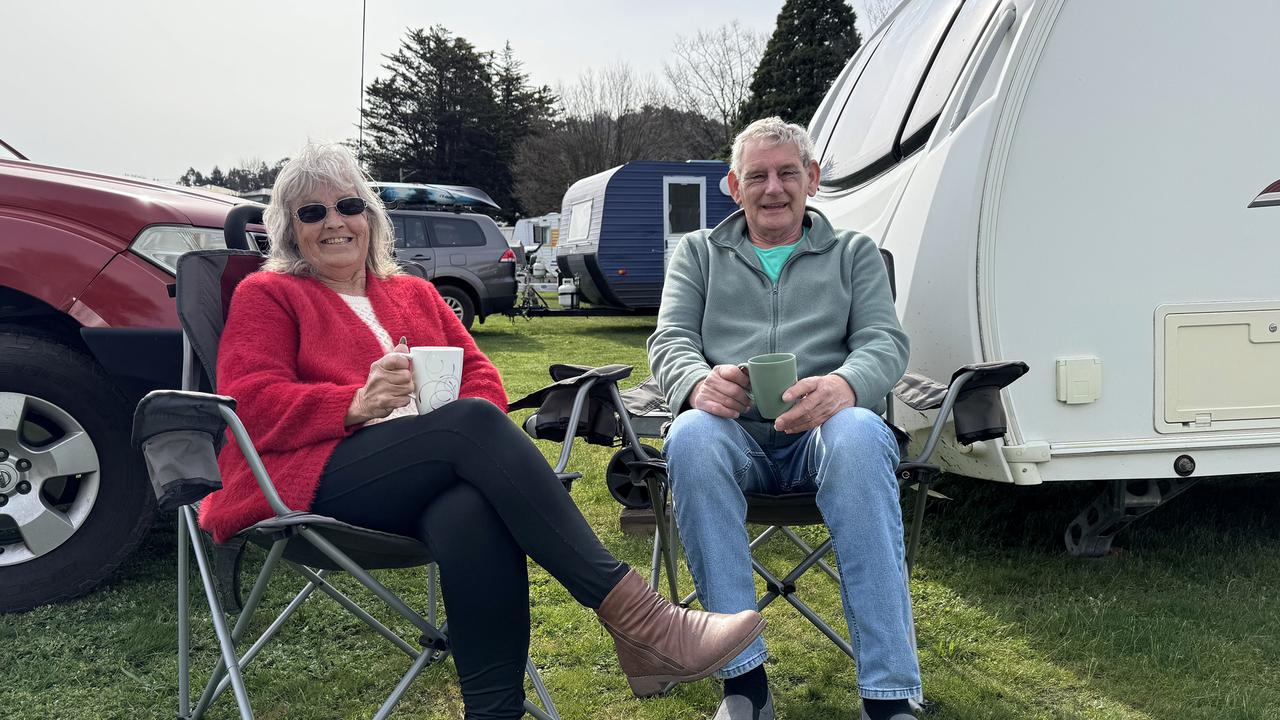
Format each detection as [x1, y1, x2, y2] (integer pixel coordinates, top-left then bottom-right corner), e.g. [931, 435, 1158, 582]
[647, 207, 909, 448]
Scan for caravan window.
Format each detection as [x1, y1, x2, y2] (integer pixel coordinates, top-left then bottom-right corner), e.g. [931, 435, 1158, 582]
[810, 31, 884, 146]
[900, 0, 1003, 154]
[666, 179, 705, 235]
[567, 199, 593, 241]
[820, 0, 962, 188]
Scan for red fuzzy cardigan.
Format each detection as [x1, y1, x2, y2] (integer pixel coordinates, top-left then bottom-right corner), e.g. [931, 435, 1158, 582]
[199, 270, 508, 543]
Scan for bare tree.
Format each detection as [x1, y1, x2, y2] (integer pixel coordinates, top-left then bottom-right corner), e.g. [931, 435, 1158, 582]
[663, 21, 766, 151]
[861, 0, 898, 31]
[556, 63, 673, 170]
[513, 63, 722, 215]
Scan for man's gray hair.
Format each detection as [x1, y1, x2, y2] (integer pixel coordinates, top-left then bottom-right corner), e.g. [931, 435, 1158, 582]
[730, 117, 816, 176]
[262, 142, 400, 278]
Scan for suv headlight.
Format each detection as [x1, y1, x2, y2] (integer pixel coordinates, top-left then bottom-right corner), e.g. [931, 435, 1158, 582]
[130, 225, 228, 274]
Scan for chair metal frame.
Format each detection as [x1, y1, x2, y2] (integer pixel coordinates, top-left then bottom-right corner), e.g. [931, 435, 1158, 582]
[155, 248, 560, 720]
[509, 247, 1026, 673]
[659, 371, 976, 663]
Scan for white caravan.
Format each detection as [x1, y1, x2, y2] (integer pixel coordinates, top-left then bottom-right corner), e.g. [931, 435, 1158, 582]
[808, 0, 1280, 552]
[513, 213, 561, 282]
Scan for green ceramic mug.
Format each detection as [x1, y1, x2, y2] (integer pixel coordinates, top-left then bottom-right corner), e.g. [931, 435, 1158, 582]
[740, 352, 798, 420]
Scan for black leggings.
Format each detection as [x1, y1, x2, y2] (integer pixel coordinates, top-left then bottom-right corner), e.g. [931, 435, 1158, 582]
[311, 398, 629, 719]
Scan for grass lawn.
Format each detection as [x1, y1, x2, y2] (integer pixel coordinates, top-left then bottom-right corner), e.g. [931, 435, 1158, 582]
[3, 315, 1278, 719]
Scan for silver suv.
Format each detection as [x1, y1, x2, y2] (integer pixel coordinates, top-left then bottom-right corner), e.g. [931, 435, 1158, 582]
[388, 209, 516, 330]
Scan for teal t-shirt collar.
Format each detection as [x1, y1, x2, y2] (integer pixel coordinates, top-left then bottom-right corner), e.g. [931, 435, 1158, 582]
[752, 227, 807, 284]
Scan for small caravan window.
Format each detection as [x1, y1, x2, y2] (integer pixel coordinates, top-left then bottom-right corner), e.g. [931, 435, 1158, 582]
[567, 199, 593, 241]
[820, 0, 961, 188]
[900, 0, 1003, 153]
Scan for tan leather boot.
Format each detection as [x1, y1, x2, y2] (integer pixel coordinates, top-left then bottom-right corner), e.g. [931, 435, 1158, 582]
[595, 569, 766, 697]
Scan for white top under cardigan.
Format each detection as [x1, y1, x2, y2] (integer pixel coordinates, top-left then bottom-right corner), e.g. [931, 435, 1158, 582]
[339, 293, 418, 424]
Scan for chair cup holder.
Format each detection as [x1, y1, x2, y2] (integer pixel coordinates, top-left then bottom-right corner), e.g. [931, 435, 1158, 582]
[141, 430, 223, 512]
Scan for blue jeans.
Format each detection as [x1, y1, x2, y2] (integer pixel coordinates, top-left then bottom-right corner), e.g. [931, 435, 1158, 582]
[664, 408, 922, 701]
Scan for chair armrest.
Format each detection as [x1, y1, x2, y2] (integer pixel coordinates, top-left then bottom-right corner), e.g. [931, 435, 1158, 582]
[217, 406, 297, 517]
[906, 361, 1029, 463]
[132, 390, 238, 511]
[132, 389, 236, 447]
[508, 363, 634, 410]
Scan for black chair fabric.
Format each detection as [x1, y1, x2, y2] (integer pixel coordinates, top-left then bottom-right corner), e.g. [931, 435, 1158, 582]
[174, 249, 265, 390]
[244, 513, 433, 570]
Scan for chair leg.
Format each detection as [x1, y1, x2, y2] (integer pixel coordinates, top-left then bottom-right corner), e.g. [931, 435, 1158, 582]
[297, 527, 439, 638]
[192, 541, 290, 718]
[778, 526, 839, 583]
[373, 641, 440, 720]
[524, 657, 561, 720]
[288, 563, 424, 658]
[178, 513, 191, 719]
[783, 591, 855, 660]
[183, 508, 254, 720]
[427, 562, 439, 627]
[906, 472, 933, 575]
[651, 481, 681, 603]
[649, 525, 663, 592]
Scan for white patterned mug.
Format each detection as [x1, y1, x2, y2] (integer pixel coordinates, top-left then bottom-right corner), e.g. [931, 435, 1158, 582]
[409, 346, 463, 414]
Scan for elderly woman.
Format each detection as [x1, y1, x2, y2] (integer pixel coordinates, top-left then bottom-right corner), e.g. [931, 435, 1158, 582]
[198, 142, 764, 719]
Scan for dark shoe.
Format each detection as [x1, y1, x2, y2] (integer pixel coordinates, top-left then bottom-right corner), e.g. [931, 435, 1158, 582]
[860, 698, 918, 720]
[595, 569, 766, 697]
[713, 690, 774, 719]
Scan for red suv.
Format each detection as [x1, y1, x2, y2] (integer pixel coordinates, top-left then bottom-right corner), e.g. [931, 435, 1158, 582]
[0, 140, 249, 612]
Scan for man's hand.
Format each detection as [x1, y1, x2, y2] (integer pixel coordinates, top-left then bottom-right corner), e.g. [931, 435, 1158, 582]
[774, 375, 857, 434]
[346, 342, 415, 426]
[689, 364, 752, 418]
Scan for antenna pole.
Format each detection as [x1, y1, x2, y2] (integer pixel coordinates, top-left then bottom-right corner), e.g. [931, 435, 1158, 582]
[358, 0, 367, 164]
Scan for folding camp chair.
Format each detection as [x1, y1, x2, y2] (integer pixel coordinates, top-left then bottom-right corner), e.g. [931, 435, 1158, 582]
[131, 211, 560, 719]
[510, 248, 1027, 670]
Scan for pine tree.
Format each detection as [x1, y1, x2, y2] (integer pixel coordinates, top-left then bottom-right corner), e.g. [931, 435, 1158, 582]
[360, 27, 553, 215]
[738, 0, 861, 127]
[489, 42, 557, 213]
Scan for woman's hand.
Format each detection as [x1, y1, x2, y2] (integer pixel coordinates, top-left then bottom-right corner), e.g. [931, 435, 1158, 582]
[346, 342, 414, 426]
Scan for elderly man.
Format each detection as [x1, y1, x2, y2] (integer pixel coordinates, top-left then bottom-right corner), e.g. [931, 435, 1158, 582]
[648, 117, 920, 720]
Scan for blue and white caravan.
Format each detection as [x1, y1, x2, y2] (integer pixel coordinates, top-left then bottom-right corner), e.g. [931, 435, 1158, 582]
[556, 161, 738, 310]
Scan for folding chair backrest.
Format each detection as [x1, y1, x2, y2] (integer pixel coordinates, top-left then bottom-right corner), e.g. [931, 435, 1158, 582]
[879, 247, 896, 301]
[175, 249, 265, 391]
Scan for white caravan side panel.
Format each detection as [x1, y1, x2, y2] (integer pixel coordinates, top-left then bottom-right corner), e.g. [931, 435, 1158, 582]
[815, 0, 1039, 482]
[983, 0, 1280, 481]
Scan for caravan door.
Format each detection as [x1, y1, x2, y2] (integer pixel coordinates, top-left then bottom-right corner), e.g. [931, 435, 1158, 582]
[663, 176, 706, 270]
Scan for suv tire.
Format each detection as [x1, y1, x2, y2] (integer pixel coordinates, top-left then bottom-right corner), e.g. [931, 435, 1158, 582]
[436, 285, 476, 331]
[0, 329, 155, 613]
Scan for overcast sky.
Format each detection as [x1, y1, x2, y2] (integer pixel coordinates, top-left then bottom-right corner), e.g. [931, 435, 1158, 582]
[1, 0, 874, 182]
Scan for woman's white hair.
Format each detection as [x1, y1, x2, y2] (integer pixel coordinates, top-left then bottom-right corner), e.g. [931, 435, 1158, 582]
[730, 117, 816, 176]
[262, 142, 400, 278]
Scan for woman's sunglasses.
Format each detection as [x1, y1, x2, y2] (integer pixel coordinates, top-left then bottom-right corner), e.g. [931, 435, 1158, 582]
[295, 197, 366, 224]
